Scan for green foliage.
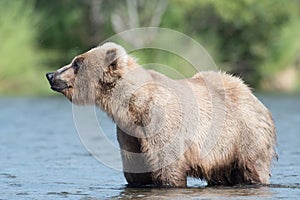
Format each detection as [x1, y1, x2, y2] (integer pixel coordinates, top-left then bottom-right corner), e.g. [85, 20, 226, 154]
[1, 0, 300, 95]
[35, 0, 87, 66]
[35, 0, 116, 67]
[261, 19, 300, 76]
[167, 0, 300, 87]
[0, 0, 49, 95]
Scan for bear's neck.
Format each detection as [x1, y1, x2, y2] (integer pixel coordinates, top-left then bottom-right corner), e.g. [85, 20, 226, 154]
[96, 66, 154, 123]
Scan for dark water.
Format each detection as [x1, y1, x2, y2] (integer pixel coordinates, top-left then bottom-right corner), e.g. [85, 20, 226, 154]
[1, 94, 300, 199]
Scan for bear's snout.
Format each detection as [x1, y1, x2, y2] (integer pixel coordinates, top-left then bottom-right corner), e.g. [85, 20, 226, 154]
[46, 72, 54, 82]
[46, 72, 69, 92]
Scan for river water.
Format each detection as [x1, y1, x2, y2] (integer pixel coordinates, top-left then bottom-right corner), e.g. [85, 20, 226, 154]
[1, 94, 300, 199]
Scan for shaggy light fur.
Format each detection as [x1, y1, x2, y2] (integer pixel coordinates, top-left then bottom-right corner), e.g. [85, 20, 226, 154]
[46, 42, 277, 187]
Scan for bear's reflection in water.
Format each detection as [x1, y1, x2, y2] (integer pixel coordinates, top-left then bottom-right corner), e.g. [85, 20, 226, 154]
[115, 184, 273, 200]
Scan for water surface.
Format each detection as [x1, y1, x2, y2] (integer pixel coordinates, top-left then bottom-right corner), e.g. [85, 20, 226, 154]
[1, 94, 300, 199]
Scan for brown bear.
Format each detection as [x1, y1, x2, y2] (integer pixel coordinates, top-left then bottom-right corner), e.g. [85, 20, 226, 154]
[46, 42, 277, 187]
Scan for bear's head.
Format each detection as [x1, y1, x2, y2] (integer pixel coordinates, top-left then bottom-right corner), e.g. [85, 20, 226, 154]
[46, 42, 132, 105]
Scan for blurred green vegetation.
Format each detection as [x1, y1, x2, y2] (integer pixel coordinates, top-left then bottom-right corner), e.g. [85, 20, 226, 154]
[0, 0, 299, 95]
[0, 0, 49, 95]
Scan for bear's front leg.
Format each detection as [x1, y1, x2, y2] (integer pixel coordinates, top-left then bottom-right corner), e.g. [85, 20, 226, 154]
[117, 127, 154, 186]
[124, 172, 153, 187]
[152, 164, 188, 187]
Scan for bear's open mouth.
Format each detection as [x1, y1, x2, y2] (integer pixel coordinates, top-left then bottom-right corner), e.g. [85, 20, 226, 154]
[51, 85, 71, 92]
[48, 78, 71, 93]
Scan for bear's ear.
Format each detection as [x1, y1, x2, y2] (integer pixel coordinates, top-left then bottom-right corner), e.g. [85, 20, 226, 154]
[105, 49, 118, 71]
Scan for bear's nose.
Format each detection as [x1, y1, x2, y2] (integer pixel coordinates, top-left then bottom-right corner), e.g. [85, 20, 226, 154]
[46, 72, 54, 82]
